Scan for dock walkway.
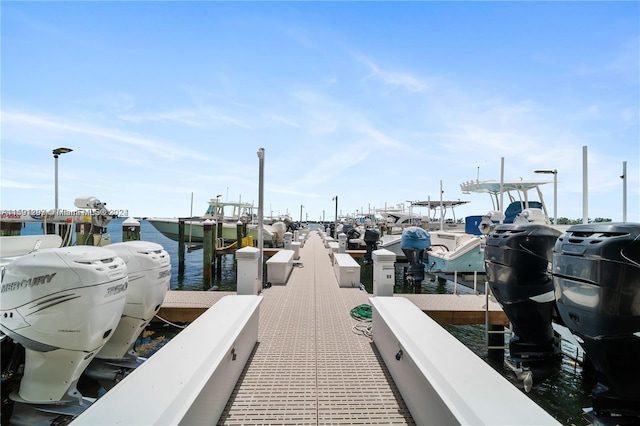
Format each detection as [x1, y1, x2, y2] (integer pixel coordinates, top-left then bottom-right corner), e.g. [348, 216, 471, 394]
[155, 231, 510, 425]
[217, 231, 413, 425]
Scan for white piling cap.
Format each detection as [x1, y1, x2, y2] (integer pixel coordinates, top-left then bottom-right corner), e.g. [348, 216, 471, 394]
[123, 217, 140, 225]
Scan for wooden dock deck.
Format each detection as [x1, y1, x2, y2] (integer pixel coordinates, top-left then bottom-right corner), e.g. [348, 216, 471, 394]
[155, 232, 509, 425]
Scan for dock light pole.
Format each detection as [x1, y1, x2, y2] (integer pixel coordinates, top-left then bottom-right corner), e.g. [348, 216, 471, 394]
[257, 148, 265, 289]
[300, 204, 304, 223]
[621, 161, 627, 223]
[332, 196, 338, 238]
[53, 147, 73, 211]
[215, 194, 222, 220]
[53, 147, 73, 236]
[535, 169, 557, 225]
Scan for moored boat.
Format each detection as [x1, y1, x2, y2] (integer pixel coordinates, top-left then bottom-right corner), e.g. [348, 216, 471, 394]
[0, 234, 172, 425]
[426, 179, 559, 275]
[376, 200, 470, 259]
[147, 199, 284, 247]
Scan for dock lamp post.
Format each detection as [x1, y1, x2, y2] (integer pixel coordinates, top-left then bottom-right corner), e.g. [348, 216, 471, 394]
[332, 196, 338, 238]
[300, 205, 304, 224]
[257, 148, 265, 289]
[53, 147, 72, 237]
[621, 161, 627, 223]
[53, 147, 73, 212]
[215, 194, 222, 220]
[535, 169, 557, 225]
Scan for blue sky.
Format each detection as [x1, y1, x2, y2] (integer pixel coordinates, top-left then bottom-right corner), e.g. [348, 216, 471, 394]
[1, 1, 638, 223]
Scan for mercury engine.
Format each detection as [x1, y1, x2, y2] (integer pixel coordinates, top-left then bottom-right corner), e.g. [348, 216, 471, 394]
[553, 223, 640, 423]
[484, 223, 562, 389]
[84, 241, 170, 391]
[401, 227, 431, 292]
[0, 246, 128, 426]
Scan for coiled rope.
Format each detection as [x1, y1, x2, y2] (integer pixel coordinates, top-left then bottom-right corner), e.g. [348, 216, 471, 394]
[350, 304, 372, 338]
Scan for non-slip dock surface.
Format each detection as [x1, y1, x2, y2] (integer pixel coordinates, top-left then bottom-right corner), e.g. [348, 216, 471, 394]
[218, 232, 415, 425]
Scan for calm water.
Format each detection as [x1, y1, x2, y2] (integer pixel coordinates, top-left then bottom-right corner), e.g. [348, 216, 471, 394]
[19, 217, 237, 291]
[9, 218, 592, 425]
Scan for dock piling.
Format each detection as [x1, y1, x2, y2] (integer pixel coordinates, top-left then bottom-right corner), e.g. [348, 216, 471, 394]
[203, 220, 213, 288]
[122, 217, 140, 242]
[178, 220, 185, 276]
[236, 221, 243, 249]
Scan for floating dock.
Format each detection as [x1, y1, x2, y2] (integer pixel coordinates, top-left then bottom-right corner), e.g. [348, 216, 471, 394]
[153, 231, 509, 425]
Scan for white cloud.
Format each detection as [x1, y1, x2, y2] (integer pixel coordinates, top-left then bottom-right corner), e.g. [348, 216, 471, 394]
[118, 109, 203, 126]
[357, 55, 429, 93]
[263, 113, 301, 128]
[2, 110, 207, 161]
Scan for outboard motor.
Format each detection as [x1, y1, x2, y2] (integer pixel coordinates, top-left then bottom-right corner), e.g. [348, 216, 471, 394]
[342, 224, 361, 249]
[84, 241, 170, 391]
[553, 223, 640, 423]
[363, 229, 380, 264]
[401, 227, 431, 292]
[484, 223, 562, 388]
[0, 246, 128, 425]
[271, 221, 287, 248]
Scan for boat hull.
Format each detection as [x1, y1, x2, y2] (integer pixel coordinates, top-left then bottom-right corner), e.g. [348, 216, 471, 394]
[426, 231, 485, 273]
[146, 219, 273, 245]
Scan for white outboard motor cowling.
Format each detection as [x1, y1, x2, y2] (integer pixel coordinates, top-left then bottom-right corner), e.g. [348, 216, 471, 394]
[84, 241, 170, 389]
[0, 246, 128, 406]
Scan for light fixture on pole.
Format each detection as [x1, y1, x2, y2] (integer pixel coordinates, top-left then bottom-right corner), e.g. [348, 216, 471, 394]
[53, 147, 73, 211]
[535, 169, 557, 225]
[215, 194, 222, 220]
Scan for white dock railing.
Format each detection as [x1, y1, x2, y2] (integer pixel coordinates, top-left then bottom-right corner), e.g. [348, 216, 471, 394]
[71, 295, 262, 426]
[370, 296, 560, 425]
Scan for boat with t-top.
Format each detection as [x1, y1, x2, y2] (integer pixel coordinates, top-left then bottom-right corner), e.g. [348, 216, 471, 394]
[426, 179, 560, 275]
[147, 199, 285, 248]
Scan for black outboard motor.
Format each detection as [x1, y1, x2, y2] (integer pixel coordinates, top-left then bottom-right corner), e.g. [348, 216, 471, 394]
[553, 223, 640, 423]
[363, 229, 380, 264]
[342, 224, 361, 249]
[401, 227, 431, 292]
[485, 223, 562, 387]
[329, 222, 336, 239]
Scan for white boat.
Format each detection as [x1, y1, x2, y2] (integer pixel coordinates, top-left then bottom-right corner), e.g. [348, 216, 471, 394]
[0, 234, 171, 424]
[426, 230, 487, 273]
[426, 179, 559, 275]
[376, 200, 471, 259]
[147, 199, 285, 247]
